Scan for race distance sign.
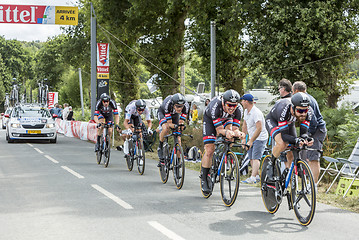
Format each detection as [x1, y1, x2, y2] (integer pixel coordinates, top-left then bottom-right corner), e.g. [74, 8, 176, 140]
[0, 4, 78, 25]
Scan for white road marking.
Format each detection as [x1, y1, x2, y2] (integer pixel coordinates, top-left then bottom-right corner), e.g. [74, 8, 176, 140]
[61, 166, 84, 179]
[44, 155, 59, 164]
[27, 143, 33, 147]
[148, 221, 185, 240]
[91, 184, 133, 210]
[34, 148, 43, 154]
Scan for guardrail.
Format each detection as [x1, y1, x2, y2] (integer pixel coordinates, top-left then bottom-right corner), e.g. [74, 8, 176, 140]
[55, 118, 97, 143]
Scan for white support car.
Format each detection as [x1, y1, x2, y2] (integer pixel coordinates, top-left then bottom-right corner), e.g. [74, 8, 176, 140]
[1, 107, 13, 129]
[6, 105, 57, 143]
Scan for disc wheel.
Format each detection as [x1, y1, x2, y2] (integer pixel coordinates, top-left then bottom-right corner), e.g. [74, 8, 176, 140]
[220, 151, 240, 207]
[260, 155, 281, 214]
[159, 144, 170, 184]
[173, 143, 185, 189]
[291, 160, 316, 226]
[137, 139, 145, 175]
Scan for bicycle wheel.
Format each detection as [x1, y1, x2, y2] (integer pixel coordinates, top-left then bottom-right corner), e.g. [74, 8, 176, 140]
[291, 160, 316, 226]
[96, 138, 103, 165]
[260, 155, 281, 214]
[126, 139, 134, 171]
[220, 151, 240, 207]
[173, 143, 185, 189]
[137, 138, 145, 175]
[104, 136, 110, 168]
[159, 143, 170, 184]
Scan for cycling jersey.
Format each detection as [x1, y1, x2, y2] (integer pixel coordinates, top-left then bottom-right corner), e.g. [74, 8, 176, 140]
[157, 95, 189, 126]
[94, 99, 118, 122]
[124, 100, 151, 121]
[202, 96, 243, 144]
[265, 98, 313, 144]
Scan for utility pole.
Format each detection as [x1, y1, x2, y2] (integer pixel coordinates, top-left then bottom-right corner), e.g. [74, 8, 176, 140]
[78, 68, 85, 117]
[90, 3, 97, 119]
[210, 21, 216, 99]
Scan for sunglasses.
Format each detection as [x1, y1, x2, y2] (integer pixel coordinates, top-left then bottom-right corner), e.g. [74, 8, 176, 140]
[174, 104, 184, 108]
[226, 103, 238, 108]
[103, 100, 109, 103]
[296, 108, 309, 114]
[137, 108, 145, 112]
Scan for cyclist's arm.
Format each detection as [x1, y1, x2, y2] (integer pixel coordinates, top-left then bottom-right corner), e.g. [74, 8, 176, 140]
[114, 114, 120, 126]
[146, 120, 152, 130]
[123, 118, 132, 130]
[280, 123, 296, 144]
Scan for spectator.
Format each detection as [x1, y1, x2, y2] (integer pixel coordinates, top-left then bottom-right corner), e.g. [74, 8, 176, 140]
[51, 103, 62, 118]
[205, 99, 210, 107]
[191, 103, 198, 127]
[278, 78, 292, 99]
[67, 106, 74, 121]
[62, 103, 70, 120]
[240, 94, 269, 184]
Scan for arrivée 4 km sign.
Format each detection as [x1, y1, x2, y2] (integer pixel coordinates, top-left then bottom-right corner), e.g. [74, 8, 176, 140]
[0, 4, 78, 25]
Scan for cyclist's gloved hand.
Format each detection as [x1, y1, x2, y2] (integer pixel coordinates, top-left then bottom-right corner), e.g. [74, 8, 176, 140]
[307, 137, 313, 143]
[97, 123, 102, 128]
[295, 137, 305, 147]
[115, 124, 121, 131]
[147, 128, 153, 135]
[127, 128, 132, 135]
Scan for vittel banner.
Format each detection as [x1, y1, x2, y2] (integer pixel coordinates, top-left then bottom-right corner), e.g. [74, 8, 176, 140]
[0, 4, 78, 25]
[97, 43, 109, 79]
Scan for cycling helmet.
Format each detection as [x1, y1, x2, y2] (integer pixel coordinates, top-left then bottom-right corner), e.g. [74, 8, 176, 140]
[135, 99, 146, 110]
[172, 93, 186, 105]
[291, 92, 311, 107]
[100, 93, 110, 101]
[222, 89, 240, 103]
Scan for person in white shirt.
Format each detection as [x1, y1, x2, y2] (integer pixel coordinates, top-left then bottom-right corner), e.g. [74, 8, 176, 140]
[240, 94, 269, 184]
[62, 103, 70, 120]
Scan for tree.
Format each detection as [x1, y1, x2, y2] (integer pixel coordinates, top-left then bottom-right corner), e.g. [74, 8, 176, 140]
[243, 0, 359, 108]
[187, 0, 246, 94]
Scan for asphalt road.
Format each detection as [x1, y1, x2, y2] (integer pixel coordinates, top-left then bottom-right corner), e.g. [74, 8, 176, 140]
[1, 130, 358, 240]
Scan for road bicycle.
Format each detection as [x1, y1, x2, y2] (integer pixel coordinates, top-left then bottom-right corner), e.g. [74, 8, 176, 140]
[260, 143, 321, 226]
[125, 125, 146, 175]
[200, 136, 248, 207]
[159, 124, 192, 190]
[38, 79, 49, 106]
[96, 122, 113, 168]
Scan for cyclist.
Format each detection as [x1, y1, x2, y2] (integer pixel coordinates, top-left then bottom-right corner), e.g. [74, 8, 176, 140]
[201, 89, 246, 193]
[292, 81, 326, 187]
[123, 99, 153, 155]
[157, 93, 189, 166]
[265, 92, 314, 181]
[94, 93, 120, 152]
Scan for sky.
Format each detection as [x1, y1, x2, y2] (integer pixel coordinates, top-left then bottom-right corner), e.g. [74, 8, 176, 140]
[0, 0, 78, 42]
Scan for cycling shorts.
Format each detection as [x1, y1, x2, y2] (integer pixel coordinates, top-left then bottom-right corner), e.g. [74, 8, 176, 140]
[202, 113, 233, 145]
[157, 108, 180, 126]
[98, 113, 114, 123]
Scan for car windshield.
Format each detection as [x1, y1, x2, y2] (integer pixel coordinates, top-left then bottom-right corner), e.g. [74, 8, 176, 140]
[12, 108, 51, 118]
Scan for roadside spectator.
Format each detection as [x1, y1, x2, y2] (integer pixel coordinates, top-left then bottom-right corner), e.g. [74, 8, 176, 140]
[67, 106, 74, 121]
[240, 94, 269, 184]
[205, 99, 210, 107]
[278, 78, 292, 99]
[292, 81, 327, 188]
[191, 103, 198, 127]
[62, 103, 70, 120]
[51, 103, 62, 118]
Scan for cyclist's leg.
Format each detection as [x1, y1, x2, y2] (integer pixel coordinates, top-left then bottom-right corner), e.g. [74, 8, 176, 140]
[307, 127, 326, 185]
[201, 114, 216, 192]
[95, 115, 105, 151]
[157, 109, 168, 162]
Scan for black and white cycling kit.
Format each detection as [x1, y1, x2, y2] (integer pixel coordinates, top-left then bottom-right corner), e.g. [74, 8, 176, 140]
[124, 100, 151, 126]
[202, 96, 243, 145]
[265, 98, 313, 144]
[157, 95, 189, 126]
[94, 99, 119, 122]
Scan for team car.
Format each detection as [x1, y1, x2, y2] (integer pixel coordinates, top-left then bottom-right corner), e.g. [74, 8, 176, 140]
[6, 104, 57, 143]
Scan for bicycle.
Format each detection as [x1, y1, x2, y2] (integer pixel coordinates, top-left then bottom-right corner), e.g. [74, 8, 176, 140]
[200, 136, 248, 207]
[96, 122, 113, 168]
[125, 125, 146, 175]
[159, 124, 192, 190]
[260, 142, 321, 226]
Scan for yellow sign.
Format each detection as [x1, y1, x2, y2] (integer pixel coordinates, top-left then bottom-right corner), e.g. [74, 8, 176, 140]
[55, 6, 78, 25]
[97, 73, 109, 79]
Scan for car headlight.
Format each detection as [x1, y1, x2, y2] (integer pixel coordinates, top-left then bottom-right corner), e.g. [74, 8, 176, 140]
[46, 123, 55, 128]
[11, 123, 21, 128]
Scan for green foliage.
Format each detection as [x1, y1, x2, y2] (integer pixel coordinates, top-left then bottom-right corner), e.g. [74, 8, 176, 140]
[73, 107, 92, 122]
[243, 0, 359, 107]
[322, 105, 359, 158]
